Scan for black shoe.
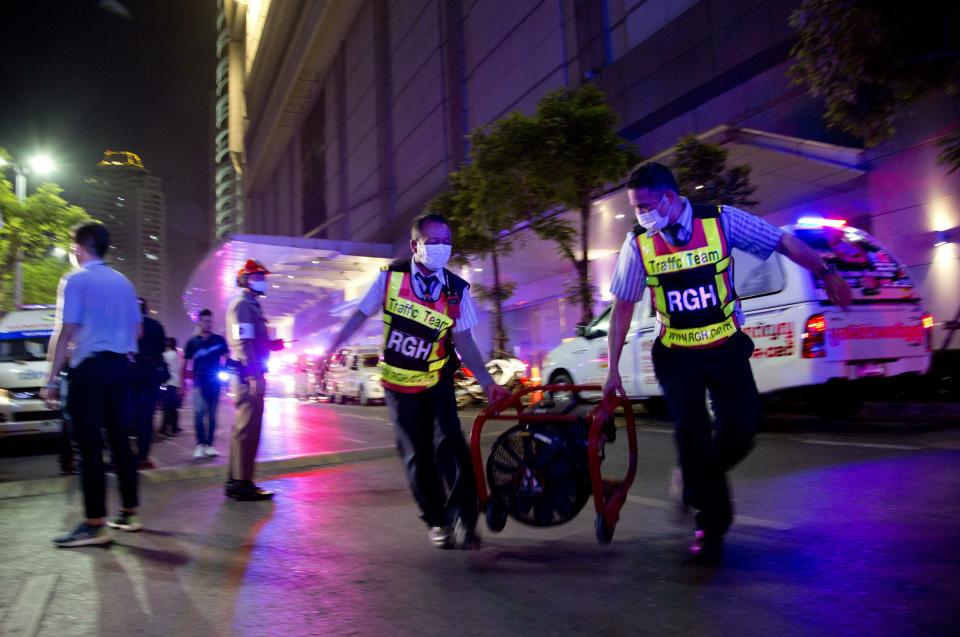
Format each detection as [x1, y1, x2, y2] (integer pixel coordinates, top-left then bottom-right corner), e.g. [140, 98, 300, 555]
[226, 480, 273, 501]
[451, 517, 481, 550]
[689, 530, 723, 562]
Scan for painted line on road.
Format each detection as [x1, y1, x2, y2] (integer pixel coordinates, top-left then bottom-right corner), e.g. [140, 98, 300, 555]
[348, 415, 391, 422]
[637, 427, 673, 434]
[625, 495, 793, 531]
[340, 436, 367, 444]
[1, 573, 58, 637]
[796, 439, 922, 451]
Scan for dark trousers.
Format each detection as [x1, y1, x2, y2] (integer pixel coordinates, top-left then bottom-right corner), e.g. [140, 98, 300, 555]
[652, 330, 759, 537]
[67, 353, 138, 519]
[384, 375, 477, 529]
[159, 386, 181, 435]
[59, 373, 76, 471]
[133, 384, 160, 462]
[193, 382, 221, 446]
[229, 378, 264, 481]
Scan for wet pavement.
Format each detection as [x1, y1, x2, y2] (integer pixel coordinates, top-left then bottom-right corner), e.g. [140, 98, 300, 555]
[0, 420, 958, 636]
[0, 398, 489, 485]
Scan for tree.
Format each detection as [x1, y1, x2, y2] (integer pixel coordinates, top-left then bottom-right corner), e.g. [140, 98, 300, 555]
[430, 161, 525, 359]
[671, 135, 758, 207]
[0, 177, 89, 311]
[788, 0, 960, 172]
[526, 84, 638, 325]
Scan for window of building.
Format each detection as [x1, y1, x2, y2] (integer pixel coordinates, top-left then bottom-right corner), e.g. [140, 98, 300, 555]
[300, 92, 327, 237]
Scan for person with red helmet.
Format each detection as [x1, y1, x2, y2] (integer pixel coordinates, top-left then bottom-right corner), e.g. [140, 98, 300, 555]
[224, 259, 282, 500]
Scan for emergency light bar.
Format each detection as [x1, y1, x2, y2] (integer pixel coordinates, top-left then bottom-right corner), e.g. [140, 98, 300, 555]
[797, 217, 847, 228]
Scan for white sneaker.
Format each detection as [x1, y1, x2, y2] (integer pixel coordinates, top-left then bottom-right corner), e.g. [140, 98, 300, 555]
[193, 445, 206, 459]
[204, 446, 219, 457]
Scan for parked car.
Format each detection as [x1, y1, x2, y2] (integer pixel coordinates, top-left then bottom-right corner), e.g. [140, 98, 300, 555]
[321, 346, 385, 405]
[0, 306, 63, 438]
[542, 219, 933, 416]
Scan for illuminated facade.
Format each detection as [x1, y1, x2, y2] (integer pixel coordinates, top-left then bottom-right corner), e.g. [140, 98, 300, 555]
[213, 0, 249, 240]
[80, 150, 167, 316]
[202, 0, 959, 358]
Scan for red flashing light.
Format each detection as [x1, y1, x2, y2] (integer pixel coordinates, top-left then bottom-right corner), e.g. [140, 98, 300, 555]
[802, 313, 827, 359]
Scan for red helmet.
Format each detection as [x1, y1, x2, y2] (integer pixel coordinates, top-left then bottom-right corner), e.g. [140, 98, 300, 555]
[237, 259, 271, 278]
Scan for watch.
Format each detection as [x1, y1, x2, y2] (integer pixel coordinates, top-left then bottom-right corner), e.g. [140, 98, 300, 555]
[816, 262, 838, 279]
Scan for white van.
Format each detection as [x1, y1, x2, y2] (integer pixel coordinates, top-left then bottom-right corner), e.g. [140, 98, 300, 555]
[542, 220, 933, 414]
[321, 346, 385, 405]
[0, 306, 63, 437]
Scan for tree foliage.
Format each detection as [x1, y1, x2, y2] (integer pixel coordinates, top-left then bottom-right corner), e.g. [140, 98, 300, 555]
[672, 135, 758, 207]
[429, 162, 525, 359]
[0, 175, 89, 311]
[788, 0, 960, 171]
[526, 85, 639, 325]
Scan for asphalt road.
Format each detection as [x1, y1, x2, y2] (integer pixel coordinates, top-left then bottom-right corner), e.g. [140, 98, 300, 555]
[0, 408, 957, 636]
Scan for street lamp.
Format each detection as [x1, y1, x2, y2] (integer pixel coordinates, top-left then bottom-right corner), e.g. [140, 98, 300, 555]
[0, 153, 58, 305]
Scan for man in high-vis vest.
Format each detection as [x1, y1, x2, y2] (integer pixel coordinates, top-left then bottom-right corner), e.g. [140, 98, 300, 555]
[604, 163, 851, 560]
[326, 212, 510, 549]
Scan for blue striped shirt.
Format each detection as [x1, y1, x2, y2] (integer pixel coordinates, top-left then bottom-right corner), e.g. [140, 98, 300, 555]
[610, 199, 784, 319]
[357, 258, 478, 333]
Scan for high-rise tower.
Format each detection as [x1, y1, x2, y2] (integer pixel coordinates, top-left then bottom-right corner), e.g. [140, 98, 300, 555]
[79, 150, 166, 316]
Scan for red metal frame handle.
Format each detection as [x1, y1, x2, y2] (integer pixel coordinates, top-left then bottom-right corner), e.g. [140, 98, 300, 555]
[471, 385, 638, 513]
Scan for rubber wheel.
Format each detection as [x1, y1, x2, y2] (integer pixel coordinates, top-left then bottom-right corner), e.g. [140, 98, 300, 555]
[337, 387, 347, 404]
[595, 512, 615, 545]
[547, 372, 580, 404]
[485, 499, 508, 533]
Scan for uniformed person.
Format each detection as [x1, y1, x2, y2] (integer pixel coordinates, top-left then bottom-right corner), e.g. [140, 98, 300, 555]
[604, 163, 852, 560]
[325, 212, 510, 549]
[225, 259, 282, 501]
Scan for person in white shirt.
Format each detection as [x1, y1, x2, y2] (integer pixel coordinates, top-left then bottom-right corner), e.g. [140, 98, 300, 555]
[159, 337, 182, 437]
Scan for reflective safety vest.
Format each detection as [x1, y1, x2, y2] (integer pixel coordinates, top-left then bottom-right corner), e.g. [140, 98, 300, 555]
[635, 204, 739, 349]
[379, 262, 467, 393]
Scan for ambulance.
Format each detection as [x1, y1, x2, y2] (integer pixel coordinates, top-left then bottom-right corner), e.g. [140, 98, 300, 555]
[0, 305, 63, 437]
[541, 218, 933, 415]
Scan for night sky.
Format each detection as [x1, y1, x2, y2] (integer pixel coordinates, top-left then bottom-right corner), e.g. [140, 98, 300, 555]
[0, 0, 217, 335]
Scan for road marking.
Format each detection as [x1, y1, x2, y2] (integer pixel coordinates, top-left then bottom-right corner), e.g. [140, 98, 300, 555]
[626, 495, 793, 531]
[638, 427, 672, 434]
[1, 574, 58, 637]
[340, 436, 367, 444]
[796, 439, 922, 451]
[348, 415, 390, 422]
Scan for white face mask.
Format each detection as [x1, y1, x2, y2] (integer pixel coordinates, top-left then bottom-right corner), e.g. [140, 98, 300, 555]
[636, 195, 669, 235]
[248, 280, 268, 294]
[416, 242, 452, 272]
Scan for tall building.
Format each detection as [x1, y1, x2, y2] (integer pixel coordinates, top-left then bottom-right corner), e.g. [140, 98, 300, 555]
[80, 150, 167, 316]
[213, 0, 247, 240]
[195, 0, 959, 359]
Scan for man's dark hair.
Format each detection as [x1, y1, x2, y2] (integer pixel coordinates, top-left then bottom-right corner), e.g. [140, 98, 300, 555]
[138, 297, 148, 315]
[410, 212, 450, 241]
[626, 162, 680, 195]
[166, 337, 177, 349]
[198, 309, 212, 319]
[73, 222, 110, 258]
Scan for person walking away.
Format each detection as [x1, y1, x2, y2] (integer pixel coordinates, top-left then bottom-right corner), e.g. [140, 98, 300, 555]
[44, 222, 143, 546]
[132, 298, 167, 469]
[183, 309, 228, 459]
[603, 163, 852, 560]
[224, 260, 284, 500]
[159, 337, 182, 438]
[325, 212, 510, 550]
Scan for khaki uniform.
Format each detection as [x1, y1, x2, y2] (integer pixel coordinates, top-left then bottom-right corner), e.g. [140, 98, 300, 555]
[225, 290, 271, 481]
